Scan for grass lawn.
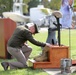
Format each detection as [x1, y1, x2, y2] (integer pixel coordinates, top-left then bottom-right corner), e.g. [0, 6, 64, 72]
[0, 29, 76, 75]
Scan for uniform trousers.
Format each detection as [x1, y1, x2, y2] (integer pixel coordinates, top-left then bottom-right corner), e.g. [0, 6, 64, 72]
[7, 45, 32, 69]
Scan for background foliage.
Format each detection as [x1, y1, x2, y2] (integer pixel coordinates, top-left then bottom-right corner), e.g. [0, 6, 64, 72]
[0, 0, 76, 16]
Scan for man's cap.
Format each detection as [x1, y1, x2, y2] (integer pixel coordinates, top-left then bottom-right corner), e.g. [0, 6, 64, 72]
[25, 23, 39, 33]
[34, 24, 39, 33]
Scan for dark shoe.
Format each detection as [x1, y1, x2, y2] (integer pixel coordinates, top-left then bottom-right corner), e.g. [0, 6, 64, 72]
[1, 62, 9, 71]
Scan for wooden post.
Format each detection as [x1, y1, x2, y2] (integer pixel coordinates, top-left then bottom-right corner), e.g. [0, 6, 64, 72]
[28, 45, 69, 69]
[0, 18, 16, 59]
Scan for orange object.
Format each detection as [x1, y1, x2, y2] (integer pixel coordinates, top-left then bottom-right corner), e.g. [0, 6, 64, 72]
[48, 45, 69, 68]
[28, 45, 70, 69]
[72, 60, 76, 65]
[0, 18, 16, 59]
[31, 61, 52, 69]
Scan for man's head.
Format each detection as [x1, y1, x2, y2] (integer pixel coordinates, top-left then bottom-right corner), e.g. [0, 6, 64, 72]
[25, 23, 39, 34]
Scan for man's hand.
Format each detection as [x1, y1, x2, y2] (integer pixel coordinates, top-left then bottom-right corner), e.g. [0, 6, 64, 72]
[45, 43, 52, 47]
[24, 43, 29, 47]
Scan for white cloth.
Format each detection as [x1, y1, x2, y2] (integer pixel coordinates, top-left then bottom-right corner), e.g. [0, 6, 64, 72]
[60, 0, 74, 28]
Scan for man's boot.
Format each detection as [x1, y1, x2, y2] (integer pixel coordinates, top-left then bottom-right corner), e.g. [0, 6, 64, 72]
[34, 46, 50, 62]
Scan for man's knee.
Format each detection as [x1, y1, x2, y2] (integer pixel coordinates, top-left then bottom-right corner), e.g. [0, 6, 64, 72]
[28, 46, 32, 52]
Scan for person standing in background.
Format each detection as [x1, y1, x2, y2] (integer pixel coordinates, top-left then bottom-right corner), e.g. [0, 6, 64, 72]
[46, 14, 57, 45]
[60, 0, 74, 28]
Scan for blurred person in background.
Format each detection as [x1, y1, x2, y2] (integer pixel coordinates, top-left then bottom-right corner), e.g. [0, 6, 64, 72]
[60, 0, 74, 28]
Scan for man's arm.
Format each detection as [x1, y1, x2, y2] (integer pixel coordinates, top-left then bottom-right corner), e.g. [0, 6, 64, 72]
[24, 31, 46, 47]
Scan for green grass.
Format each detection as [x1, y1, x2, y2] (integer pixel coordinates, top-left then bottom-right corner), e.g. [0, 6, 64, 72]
[60, 29, 76, 60]
[0, 29, 76, 75]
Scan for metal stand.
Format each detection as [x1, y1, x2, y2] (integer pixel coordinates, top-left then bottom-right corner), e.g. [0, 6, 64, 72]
[68, 28, 71, 57]
[56, 18, 61, 46]
[54, 17, 61, 46]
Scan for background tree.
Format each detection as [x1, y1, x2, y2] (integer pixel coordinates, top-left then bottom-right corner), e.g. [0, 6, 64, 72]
[74, 0, 76, 11]
[28, 0, 40, 12]
[41, 0, 50, 8]
[23, 0, 30, 15]
[49, 0, 61, 10]
[0, 0, 13, 16]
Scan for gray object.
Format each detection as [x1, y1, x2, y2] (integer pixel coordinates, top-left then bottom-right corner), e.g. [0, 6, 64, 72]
[60, 58, 72, 74]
